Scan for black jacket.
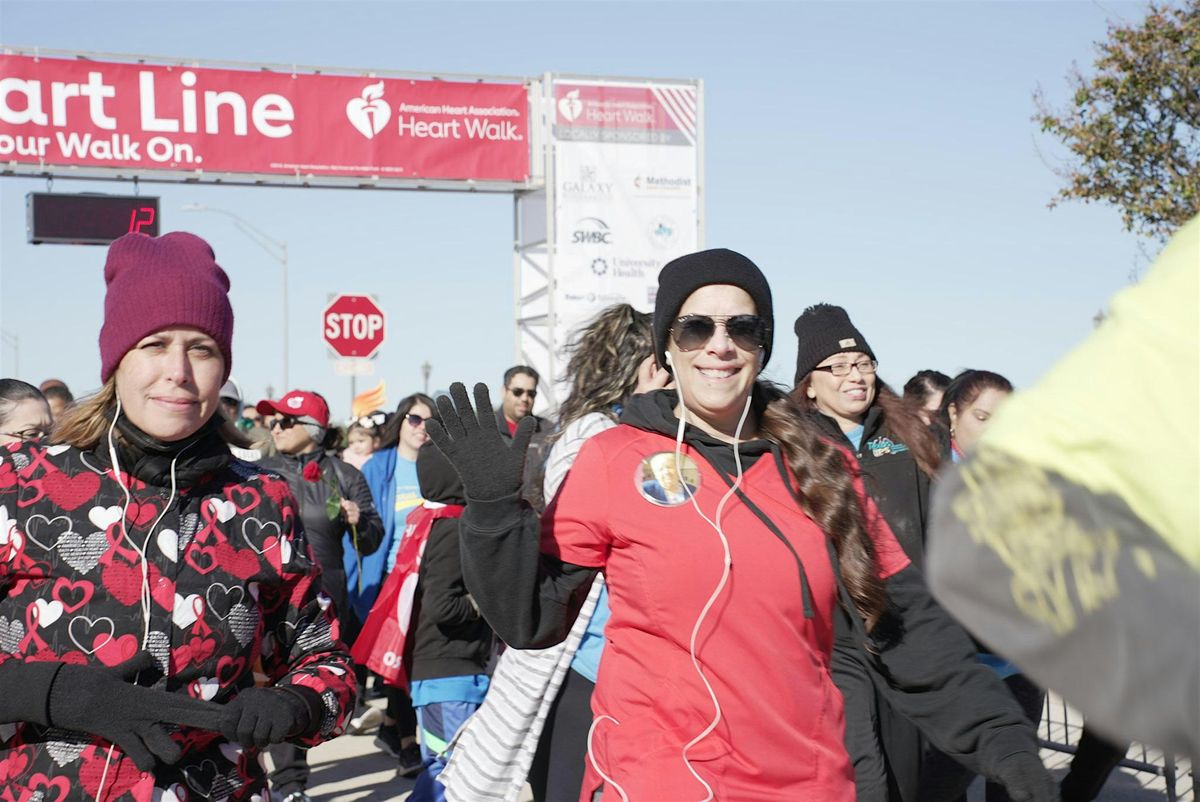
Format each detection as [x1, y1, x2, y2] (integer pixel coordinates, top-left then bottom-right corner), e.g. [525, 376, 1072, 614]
[495, 407, 551, 512]
[410, 444, 494, 681]
[259, 450, 383, 571]
[809, 406, 933, 569]
[461, 390, 1050, 794]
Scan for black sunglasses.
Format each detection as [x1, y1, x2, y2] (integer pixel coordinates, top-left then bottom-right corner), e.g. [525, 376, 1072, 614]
[404, 413, 430, 427]
[508, 387, 537, 400]
[269, 416, 299, 430]
[670, 314, 769, 352]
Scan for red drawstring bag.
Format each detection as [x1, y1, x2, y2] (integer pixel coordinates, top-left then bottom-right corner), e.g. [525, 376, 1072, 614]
[351, 501, 464, 688]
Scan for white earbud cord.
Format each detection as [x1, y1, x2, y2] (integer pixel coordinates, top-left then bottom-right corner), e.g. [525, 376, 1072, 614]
[674, 379, 754, 802]
[98, 397, 184, 802]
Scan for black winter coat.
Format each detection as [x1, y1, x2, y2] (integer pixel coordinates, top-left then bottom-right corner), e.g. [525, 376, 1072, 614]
[808, 406, 933, 569]
[409, 444, 493, 681]
[258, 451, 383, 629]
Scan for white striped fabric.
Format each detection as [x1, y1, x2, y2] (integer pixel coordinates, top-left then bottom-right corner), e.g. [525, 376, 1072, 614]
[440, 413, 615, 802]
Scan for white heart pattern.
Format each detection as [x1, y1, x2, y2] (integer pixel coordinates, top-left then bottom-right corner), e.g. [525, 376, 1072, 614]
[158, 529, 179, 562]
[145, 630, 171, 674]
[173, 593, 203, 629]
[242, 518, 281, 555]
[227, 604, 257, 647]
[209, 499, 237, 523]
[280, 536, 294, 564]
[0, 616, 26, 652]
[45, 738, 88, 767]
[88, 505, 122, 532]
[218, 742, 243, 764]
[34, 598, 63, 628]
[192, 677, 219, 701]
[179, 512, 202, 549]
[67, 615, 114, 655]
[0, 505, 23, 562]
[57, 530, 108, 574]
[24, 513, 74, 551]
[205, 583, 245, 620]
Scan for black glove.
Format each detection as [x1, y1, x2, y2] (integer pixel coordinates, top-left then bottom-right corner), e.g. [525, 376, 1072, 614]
[219, 686, 316, 748]
[994, 751, 1060, 802]
[47, 652, 226, 772]
[425, 382, 536, 501]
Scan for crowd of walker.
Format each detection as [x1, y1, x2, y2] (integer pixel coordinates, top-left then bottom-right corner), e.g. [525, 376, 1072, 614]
[0, 227, 1195, 802]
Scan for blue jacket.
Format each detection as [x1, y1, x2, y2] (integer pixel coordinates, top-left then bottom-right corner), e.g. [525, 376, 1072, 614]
[344, 446, 399, 622]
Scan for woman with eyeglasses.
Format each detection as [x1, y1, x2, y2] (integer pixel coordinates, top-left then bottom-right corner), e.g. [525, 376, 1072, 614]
[426, 249, 1054, 802]
[354, 392, 438, 773]
[0, 378, 51, 445]
[0, 233, 357, 801]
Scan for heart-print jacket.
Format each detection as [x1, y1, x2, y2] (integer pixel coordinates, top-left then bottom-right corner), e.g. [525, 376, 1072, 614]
[0, 438, 356, 802]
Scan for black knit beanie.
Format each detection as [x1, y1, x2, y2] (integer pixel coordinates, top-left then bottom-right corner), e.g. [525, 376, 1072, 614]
[653, 248, 774, 372]
[792, 304, 875, 384]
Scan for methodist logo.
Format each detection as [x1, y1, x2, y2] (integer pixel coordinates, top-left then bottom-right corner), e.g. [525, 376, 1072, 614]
[633, 174, 693, 193]
[571, 217, 613, 245]
[346, 81, 391, 139]
[591, 258, 608, 276]
[558, 89, 583, 122]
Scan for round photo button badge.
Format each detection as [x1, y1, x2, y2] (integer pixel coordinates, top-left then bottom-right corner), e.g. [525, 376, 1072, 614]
[636, 451, 701, 507]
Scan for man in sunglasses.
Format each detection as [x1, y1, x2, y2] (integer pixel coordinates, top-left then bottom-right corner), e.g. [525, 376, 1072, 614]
[498, 366, 550, 511]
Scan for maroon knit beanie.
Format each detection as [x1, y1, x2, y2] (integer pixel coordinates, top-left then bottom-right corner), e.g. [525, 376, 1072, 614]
[99, 232, 234, 383]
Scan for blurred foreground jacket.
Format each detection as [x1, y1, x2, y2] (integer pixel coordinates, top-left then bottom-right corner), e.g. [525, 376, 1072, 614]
[927, 216, 1199, 759]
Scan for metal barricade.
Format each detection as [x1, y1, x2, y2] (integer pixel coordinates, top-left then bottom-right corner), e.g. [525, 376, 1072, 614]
[1039, 694, 1196, 801]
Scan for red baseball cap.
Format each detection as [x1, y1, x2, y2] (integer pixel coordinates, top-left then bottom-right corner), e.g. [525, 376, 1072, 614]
[256, 390, 330, 428]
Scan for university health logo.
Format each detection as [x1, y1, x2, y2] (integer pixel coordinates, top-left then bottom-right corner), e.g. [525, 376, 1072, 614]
[346, 82, 391, 139]
[558, 89, 583, 123]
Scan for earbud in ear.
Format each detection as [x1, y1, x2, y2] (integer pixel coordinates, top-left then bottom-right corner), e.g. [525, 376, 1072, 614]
[806, 387, 817, 399]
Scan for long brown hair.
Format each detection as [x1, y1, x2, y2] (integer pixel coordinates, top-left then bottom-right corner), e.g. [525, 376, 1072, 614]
[793, 375, 941, 478]
[50, 378, 251, 450]
[755, 383, 887, 632]
[552, 303, 654, 440]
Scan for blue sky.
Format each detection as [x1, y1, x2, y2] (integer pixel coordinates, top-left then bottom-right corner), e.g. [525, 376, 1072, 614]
[0, 1, 1154, 422]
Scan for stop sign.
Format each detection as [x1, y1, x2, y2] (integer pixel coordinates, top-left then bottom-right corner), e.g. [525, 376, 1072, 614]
[323, 294, 386, 358]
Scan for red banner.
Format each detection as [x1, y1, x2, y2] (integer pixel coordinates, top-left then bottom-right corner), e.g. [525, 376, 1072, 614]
[0, 55, 530, 183]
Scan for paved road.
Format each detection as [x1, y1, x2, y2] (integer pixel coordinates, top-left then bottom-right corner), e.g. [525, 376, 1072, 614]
[300, 701, 1182, 801]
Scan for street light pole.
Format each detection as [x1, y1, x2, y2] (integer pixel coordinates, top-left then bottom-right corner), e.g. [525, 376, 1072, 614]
[181, 204, 289, 390]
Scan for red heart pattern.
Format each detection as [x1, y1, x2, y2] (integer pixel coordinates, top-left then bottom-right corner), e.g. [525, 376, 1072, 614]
[0, 441, 357, 798]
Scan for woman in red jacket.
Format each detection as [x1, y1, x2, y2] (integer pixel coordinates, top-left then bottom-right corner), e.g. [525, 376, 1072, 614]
[428, 249, 1055, 802]
[0, 232, 356, 802]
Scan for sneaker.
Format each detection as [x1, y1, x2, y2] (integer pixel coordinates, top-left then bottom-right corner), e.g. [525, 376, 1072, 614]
[397, 742, 424, 778]
[346, 705, 383, 735]
[373, 724, 403, 759]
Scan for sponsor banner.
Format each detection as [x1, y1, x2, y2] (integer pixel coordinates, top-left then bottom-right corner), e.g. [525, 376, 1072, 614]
[554, 82, 696, 146]
[0, 54, 530, 182]
[553, 79, 699, 362]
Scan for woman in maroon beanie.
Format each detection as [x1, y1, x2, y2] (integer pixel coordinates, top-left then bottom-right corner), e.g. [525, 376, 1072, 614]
[0, 232, 356, 802]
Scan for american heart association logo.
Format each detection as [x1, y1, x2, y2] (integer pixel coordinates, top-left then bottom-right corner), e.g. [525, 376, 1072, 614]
[558, 89, 583, 123]
[346, 81, 391, 139]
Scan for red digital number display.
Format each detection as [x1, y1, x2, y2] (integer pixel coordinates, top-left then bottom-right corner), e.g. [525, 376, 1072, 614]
[26, 193, 160, 245]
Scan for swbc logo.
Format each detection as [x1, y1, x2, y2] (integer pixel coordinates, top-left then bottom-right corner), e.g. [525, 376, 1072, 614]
[571, 217, 613, 245]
